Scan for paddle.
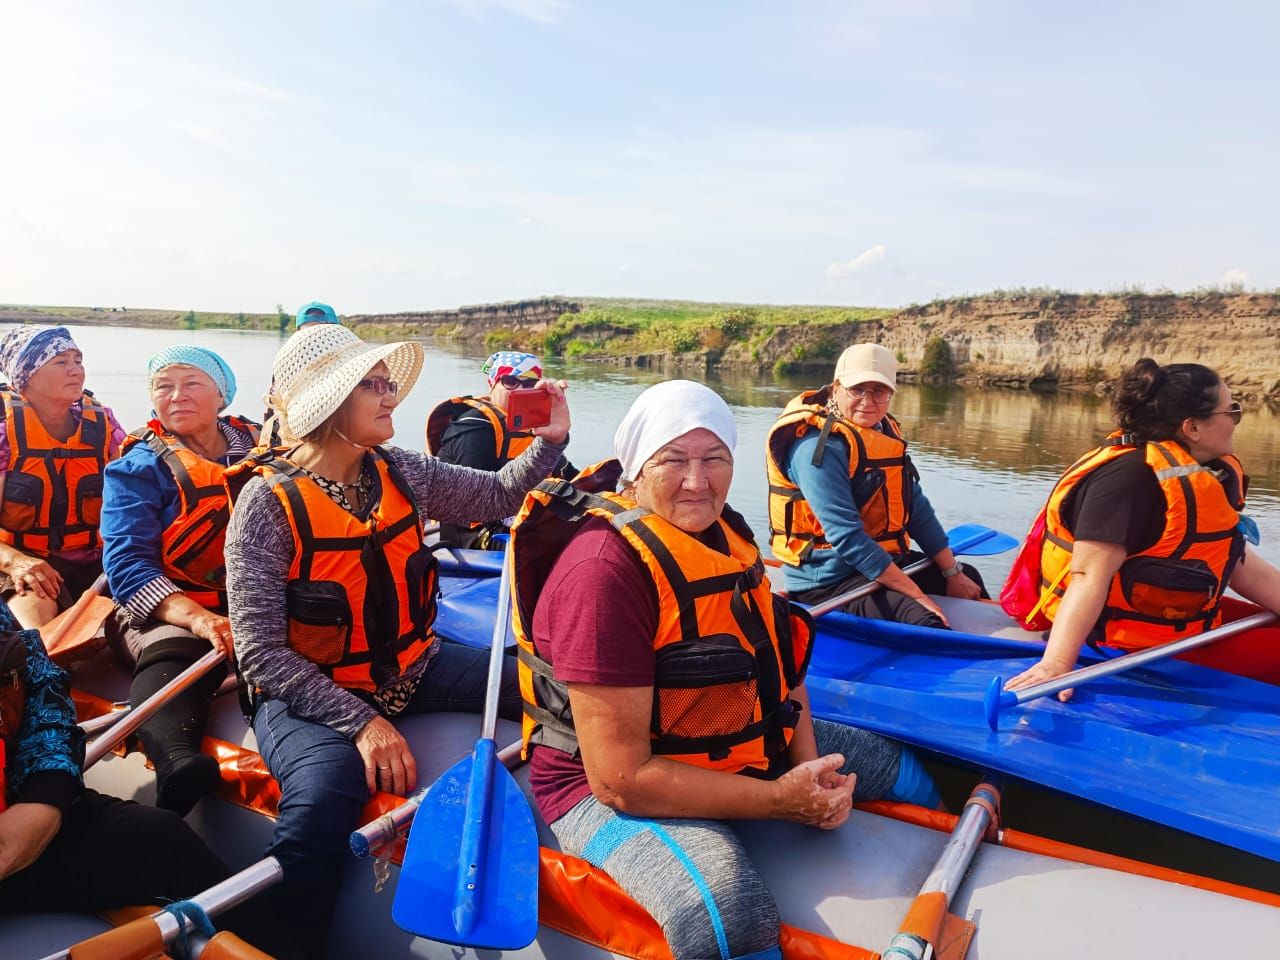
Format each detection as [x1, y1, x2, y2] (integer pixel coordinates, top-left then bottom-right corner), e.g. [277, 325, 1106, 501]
[83, 647, 225, 770]
[41, 573, 116, 664]
[882, 780, 998, 960]
[44, 855, 283, 960]
[805, 523, 1018, 618]
[350, 739, 525, 859]
[983, 608, 1280, 730]
[391, 541, 539, 949]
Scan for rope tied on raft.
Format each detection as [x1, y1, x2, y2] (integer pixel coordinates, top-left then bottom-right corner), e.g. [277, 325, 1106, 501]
[161, 899, 217, 960]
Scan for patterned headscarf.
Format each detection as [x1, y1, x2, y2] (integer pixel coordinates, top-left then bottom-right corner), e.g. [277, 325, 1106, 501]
[0, 325, 79, 393]
[482, 351, 542, 389]
[147, 345, 237, 410]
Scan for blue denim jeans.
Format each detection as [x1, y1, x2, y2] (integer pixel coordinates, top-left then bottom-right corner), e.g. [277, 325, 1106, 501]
[253, 642, 519, 959]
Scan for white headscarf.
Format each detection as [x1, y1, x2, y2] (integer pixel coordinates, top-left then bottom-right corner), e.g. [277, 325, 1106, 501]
[613, 380, 738, 481]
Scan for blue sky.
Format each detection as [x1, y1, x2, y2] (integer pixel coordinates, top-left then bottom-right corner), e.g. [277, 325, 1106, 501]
[1, 0, 1275, 313]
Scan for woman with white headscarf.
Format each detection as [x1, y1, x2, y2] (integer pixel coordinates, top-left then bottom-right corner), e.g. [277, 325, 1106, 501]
[222, 324, 570, 960]
[100, 345, 259, 815]
[508, 380, 938, 960]
[0, 325, 126, 628]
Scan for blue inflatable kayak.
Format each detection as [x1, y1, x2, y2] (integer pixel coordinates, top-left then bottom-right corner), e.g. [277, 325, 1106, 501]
[432, 551, 1280, 864]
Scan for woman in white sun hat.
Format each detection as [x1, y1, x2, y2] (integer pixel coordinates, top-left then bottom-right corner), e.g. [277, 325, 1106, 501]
[222, 324, 570, 959]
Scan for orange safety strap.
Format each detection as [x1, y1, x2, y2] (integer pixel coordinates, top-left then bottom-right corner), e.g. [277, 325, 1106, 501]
[198, 931, 275, 960]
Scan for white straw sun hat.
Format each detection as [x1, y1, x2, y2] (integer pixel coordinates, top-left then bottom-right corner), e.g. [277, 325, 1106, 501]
[271, 325, 424, 441]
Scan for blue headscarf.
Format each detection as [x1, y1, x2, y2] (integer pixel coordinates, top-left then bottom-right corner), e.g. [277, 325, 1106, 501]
[147, 346, 237, 410]
[0, 325, 79, 392]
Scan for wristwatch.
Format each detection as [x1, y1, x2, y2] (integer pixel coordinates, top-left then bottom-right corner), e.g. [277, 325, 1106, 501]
[939, 563, 963, 578]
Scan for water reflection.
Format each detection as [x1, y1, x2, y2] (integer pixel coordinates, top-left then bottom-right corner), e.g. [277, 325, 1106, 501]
[13, 324, 1280, 585]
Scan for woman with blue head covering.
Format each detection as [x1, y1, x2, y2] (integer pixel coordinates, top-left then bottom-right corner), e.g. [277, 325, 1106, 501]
[99, 345, 261, 815]
[0, 324, 126, 629]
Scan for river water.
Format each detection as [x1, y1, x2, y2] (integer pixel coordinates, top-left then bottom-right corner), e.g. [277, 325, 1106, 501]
[31, 323, 1280, 587]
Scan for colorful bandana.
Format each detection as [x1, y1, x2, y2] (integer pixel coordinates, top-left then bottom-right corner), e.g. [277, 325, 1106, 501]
[147, 345, 238, 409]
[482, 351, 542, 389]
[0, 325, 79, 393]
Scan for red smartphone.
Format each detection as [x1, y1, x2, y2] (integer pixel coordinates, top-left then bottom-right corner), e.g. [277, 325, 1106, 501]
[506, 387, 552, 433]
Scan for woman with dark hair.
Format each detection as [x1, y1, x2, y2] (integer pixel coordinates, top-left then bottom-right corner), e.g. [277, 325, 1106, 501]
[1007, 358, 1280, 696]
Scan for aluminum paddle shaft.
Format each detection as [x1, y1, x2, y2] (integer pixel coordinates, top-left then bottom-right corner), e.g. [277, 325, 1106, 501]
[807, 556, 934, 618]
[83, 647, 225, 769]
[883, 781, 1000, 960]
[985, 609, 1280, 729]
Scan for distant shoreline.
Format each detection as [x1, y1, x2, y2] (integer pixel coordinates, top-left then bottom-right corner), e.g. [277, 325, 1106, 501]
[6, 290, 1279, 399]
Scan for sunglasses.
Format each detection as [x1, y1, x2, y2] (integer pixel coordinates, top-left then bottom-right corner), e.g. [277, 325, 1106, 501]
[357, 376, 399, 396]
[1205, 401, 1243, 425]
[498, 374, 540, 390]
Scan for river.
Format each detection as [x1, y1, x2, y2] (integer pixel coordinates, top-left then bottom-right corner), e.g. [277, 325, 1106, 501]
[28, 323, 1280, 588]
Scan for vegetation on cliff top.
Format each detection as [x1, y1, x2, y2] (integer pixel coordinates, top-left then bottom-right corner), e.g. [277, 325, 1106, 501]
[484, 298, 892, 362]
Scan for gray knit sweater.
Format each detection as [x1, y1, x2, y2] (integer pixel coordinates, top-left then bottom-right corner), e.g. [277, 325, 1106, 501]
[225, 439, 566, 738]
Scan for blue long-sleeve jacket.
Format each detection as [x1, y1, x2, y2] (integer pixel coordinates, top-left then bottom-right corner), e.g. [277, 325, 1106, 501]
[1, 600, 83, 815]
[781, 428, 949, 593]
[100, 440, 186, 610]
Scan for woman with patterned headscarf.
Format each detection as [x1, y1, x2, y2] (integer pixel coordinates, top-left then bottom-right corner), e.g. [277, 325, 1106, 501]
[99, 345, 260, 815]
[424, 350, 576, 549]
[0, 325, 126, 628]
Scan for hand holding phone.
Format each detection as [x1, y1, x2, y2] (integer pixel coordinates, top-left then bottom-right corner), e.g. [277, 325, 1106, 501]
[506, 387, 553, 433]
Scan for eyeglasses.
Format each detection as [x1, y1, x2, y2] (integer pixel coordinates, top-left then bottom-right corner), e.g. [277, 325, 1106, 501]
[1205, 402, 1243, 425]
[498, 375, 539, 390]
[357, 376, 399, 396]
[845, 384, 894, 403]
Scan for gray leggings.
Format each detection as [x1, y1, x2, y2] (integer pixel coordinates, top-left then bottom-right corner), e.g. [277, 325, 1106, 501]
[548, 719, 911, 960]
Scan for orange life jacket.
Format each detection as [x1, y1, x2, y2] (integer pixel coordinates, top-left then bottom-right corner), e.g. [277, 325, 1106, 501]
[121, 416, 261, 612]
[424, 396, 534, 464]
[511, 459, 815, 775]
[1040, 432, 1248, 649]
[228, 448, 438, 693]
[766, 387, 915, 566]
[0, 388, 112, 556]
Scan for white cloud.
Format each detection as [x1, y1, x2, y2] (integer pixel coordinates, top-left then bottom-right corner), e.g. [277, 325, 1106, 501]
[1219, 267, 1249, 288]
[618, 263, 630, 273]
[516, 217, 534, 226]
[826, 244, 888, 279]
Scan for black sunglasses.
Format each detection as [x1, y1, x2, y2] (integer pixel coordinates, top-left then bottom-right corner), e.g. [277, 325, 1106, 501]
[499, 375, 539, 390]
[1205, 402, 1243, 425]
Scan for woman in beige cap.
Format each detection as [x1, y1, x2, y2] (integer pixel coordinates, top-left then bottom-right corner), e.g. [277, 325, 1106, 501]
[222, 325, 570, 959]
[765, 342, 984, 628]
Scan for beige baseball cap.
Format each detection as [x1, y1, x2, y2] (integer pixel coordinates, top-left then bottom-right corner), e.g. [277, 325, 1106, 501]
[834, 343, 897, 390]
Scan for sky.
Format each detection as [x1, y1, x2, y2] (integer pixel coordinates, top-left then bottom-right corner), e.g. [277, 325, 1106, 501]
[1, 0, 1276, 314]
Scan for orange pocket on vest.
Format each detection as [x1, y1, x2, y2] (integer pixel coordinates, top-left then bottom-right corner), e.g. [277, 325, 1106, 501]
[0, 471, 43, 532]
[75, 473, 103, 527]
[1120, 557, 1219, 623]
[655, 637, 758, 739]
[286, 580, 352, 665]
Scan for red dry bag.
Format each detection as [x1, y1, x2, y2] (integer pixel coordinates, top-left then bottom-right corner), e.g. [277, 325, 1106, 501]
[999, 507, 1055, 632]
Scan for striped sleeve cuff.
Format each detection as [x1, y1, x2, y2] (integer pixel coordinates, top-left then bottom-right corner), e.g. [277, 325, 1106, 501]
[125, 576, 183, 626]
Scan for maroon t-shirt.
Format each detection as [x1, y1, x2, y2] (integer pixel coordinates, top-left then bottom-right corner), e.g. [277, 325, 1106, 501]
[528, 516, 659, 824]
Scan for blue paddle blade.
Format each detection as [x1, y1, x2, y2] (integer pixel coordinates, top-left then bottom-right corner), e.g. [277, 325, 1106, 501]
[392, 747, 540, 949]
[946, 523, 1020, 556]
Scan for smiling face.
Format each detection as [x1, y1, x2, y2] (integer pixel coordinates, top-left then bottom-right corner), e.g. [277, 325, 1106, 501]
[833, 379, 895, 428]
[150, 364, 223, 437]
[330, 360, 398, 447]
[24, 349, 86, 405]
[631, 428, 734, 534]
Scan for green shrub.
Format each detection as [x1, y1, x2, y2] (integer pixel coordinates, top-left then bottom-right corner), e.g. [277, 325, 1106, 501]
[565, 339, 593, 360]
[710, 309, 757, 341]
[895, 350, 907, 364]
[920, 337, 953, 378]
[183, 309, 198, 330]
[484, 327, 517, 351]
[772, 359, 794, 378]
[667, 328, 700, 353]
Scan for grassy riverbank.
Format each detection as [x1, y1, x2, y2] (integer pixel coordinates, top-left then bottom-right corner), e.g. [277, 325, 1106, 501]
[0, 303, 289, 332]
